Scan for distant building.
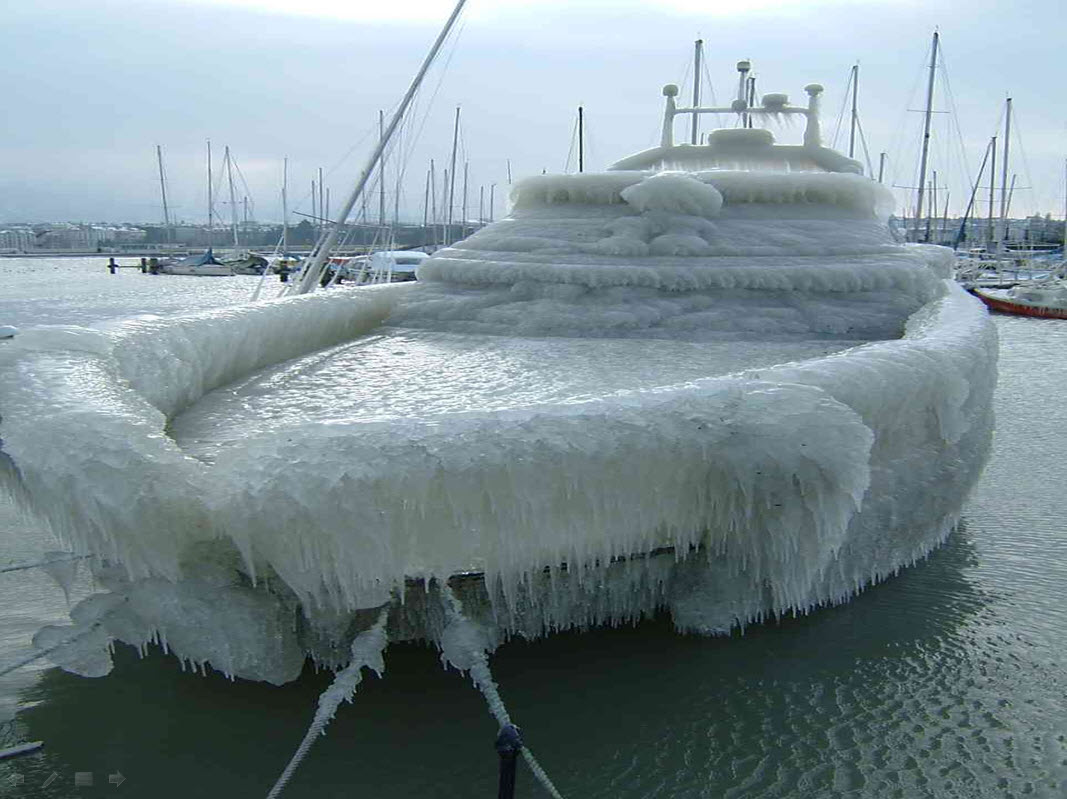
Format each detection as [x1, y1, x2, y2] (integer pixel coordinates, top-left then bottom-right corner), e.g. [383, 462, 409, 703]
[0, 227, 37, 251]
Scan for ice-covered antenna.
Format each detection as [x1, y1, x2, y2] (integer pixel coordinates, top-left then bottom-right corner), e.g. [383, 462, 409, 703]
[660, 60, 824, 148]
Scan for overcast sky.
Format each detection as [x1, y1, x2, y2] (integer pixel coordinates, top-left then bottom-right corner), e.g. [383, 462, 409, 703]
[2, 0, 1063, 225]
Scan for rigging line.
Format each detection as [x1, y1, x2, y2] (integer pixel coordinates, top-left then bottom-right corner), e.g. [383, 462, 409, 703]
[0, 623, 102, 678]
[231, 157, 256, 217]
[387, 17, 469, 221]
[934, 42, 973, 193]
[647, 51, 694, 148]
[0, 553, 91, 574]
[883, 43, 929, 199]
[830, 65, 854, 151]
[1008, 111, 1037, 213]
[699, 55, 718, 108]
[0, 596, 129, 679]
[564, 112, 579, 173]
[853, 115, 875, 178]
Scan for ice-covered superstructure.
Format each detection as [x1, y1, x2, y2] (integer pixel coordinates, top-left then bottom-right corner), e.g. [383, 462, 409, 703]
[0, 68, 996, 685]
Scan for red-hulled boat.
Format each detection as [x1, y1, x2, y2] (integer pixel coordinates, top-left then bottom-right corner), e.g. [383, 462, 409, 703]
[971, 284, 1067, 319]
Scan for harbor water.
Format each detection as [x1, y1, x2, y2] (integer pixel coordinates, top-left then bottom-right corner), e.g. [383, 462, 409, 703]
[0, 257, 1064, 798]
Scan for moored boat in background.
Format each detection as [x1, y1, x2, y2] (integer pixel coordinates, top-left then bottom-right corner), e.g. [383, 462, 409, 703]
[972, 281, 1067, 319]
[158, 249, 233, 276]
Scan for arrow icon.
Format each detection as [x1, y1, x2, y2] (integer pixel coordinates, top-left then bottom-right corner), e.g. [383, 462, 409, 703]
[109, 771, 126, 787]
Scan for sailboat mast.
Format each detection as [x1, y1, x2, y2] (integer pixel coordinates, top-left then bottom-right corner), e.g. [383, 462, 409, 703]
[225, 146, 239, 248]
[441, 169, 449, 245]
[848, 63, 859, 159]
[914, 31, 938, 241]
[954, 136, 993, 249]
[999, 97, 1012, 224]
[578, 106, 584, 172]
[423, 167, 431, 230]
[156, 145, 172, 244]
[988, 135, 997, 251]
[447, 105, 460, 243]
[378, 110, 387, 228]
[281, 157, 289, 253]
[290, 0, 469, 294]
[461, 161, 469, 239]
[690, 39, 703, 145]
[319, 167, 326, 238]
[207, 139, 214, 246]
[430, 159, 438, 247]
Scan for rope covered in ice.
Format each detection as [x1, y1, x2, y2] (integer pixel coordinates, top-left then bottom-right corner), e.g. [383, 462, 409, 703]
[439, 581, 566, 799]
[0, 621, 104, 678]
[0, 553, 91, 574]
[264, 602, 392, 799]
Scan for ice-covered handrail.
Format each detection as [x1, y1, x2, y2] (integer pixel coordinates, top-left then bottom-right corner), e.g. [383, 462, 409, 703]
[661, 60, 824, 148]
[264, 603, 392, 799]
[438, 581, 566, 799]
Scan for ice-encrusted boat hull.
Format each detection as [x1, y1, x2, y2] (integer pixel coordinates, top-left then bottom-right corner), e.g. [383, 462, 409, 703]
[0, 156, 996, 684]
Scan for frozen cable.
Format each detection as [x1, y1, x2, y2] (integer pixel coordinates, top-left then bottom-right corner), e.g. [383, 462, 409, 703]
[0, 553, 91, 575]
[0, 621, 103, 678]
[439, 581, 566, 799]
[0, 592, 130, 678]
[264, 602, 392, 799]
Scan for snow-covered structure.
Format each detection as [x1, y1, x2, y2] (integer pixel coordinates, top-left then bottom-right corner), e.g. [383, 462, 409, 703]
[0, 65, 996, 685]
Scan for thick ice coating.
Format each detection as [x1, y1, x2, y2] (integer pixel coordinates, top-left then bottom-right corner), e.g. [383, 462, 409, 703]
[0, 159, 996, 684]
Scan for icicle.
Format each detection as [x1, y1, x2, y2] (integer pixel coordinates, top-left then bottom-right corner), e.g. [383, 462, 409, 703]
[438, 580, 566, 799]
[264, 602, 392, 799]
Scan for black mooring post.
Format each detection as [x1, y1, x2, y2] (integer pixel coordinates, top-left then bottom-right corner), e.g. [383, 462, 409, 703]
[495, 724, 523, 799]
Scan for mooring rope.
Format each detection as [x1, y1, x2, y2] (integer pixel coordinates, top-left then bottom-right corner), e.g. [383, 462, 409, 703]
[264, 602, 392, 799]
[438, 581, 566, 799]
[0, 621, 104, 679]
[0, 553, 91, 575]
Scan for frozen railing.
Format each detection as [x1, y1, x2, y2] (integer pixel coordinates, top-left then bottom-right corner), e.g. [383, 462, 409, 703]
[660, 59, 824, 148]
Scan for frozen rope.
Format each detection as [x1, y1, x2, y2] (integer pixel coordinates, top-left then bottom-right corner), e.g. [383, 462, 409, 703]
[264, 602, 392, 799]
[438, 581, 566, 799]
[0, 621, 104, 678]
[0, 553, 91, 575]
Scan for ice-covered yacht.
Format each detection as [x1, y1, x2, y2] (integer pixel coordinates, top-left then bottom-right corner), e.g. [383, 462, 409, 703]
[0, 63, 996, 685]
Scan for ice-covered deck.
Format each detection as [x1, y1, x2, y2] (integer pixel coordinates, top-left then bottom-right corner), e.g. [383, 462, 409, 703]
[169, 328, 864, 464]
